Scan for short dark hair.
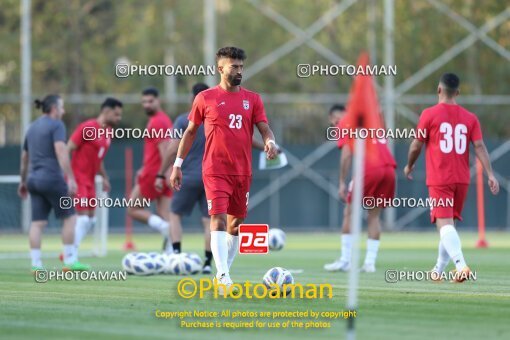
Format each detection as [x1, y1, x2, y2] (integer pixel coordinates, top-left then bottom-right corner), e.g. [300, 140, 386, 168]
[142, 87, 159, 97]
[440, 73, 460, 97]
[34, 94, 61, 113]
[101, 97, 123, 110]
[216, 47, 246, 63]
[192, 83, 209, 97]
[329, 104, 345, 115]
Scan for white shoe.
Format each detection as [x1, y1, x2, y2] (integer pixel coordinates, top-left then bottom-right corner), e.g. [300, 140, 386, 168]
[202, 265, 212, 274]
[324, 259, 350, 272]
[360, 263, 376, 273]
[214, 273, 234, 295]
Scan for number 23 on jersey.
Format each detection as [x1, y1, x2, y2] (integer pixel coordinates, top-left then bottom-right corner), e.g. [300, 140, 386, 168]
[229, 114, 243, 129]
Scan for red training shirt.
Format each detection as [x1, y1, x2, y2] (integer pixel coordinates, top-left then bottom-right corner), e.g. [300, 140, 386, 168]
[188, 85, 268, 176]
[416, 103, 482, 186]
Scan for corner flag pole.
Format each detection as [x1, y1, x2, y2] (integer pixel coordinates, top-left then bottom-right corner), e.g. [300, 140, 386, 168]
[124, 147, 136, 251]
[475, 159, 488, 248]
[346, 132, 365, 340]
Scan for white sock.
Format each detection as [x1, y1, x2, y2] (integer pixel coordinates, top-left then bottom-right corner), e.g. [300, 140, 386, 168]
[226, 234, 239, 269]
[439, 225, 467, 271]
[89, 216, 97, 230]
[74, 215, 91, 248]
[364, 239, 380, 266]
[148, 214, 169, 235]
[164, 235, 174, 254]
[210, 231, 229, 276]
[63, 244, 77, 265]
[433, 240, 450, 273]
[30, 249, 42, 267]
[340, 234, 352, 263]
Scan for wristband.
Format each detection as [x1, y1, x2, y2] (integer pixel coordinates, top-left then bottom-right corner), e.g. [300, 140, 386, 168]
[266, 139, 276, 146]
[156, 174, 165, 179]
[174, 157, 184, 168]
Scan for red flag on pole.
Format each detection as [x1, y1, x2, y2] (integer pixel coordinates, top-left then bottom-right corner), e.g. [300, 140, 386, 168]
[339, 52, 385, 162]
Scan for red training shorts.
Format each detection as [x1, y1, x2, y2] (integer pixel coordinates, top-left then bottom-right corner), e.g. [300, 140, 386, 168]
[138, 171, 172, 200]
[203, 175, 252, 218]
[428, 184, 468, 223]
[347, 165, 396, 207]
[75, 181, 96, 211]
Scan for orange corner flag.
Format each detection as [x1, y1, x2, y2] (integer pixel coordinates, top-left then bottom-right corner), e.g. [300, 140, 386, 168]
[339, 52, 385, 161]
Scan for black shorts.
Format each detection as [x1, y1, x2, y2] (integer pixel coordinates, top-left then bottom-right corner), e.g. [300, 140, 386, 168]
[27, 177, 74, 221]
[171, 179, 208, 218]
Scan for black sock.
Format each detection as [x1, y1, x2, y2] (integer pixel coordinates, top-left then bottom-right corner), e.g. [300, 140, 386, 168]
[172, 242, 181, 254]
[204, 250, 213, 266]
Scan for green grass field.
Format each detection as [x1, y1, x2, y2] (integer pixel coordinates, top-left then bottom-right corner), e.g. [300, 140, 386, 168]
[0, 232, 509, 340]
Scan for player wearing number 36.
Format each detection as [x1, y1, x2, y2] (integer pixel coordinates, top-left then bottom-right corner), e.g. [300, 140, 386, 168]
[170, 47, 278, 292]
[404, 73, 499, 283]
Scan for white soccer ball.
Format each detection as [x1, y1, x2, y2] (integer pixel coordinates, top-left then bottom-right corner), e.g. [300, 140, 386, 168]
[168, 253, 202, 275]
[186, 253, 203, 274]
[121, 252, 138, 274]
[131, 252, 156, 276]
[161, 253, 179, 274]
[147, 252, 166, 274]
[268, 228, 286, 251]
[263, 267, 294, 294]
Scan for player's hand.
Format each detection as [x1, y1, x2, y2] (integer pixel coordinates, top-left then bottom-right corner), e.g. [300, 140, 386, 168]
[154, 177, 164, 192]
[338, 182, 347, 202]
[404, 164, 414, 180]
[67, 178, 77, 196]
[488, 174, 499, 195]
[17, 182, 28, 199]
[265, 141, 278, 160]
[102, 177, 111, 192]
[170, 167, 183, 191]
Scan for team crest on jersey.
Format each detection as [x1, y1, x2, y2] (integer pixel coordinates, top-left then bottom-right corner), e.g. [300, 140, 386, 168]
[207, 200, 212, 211]
[243, 100, 250, 110]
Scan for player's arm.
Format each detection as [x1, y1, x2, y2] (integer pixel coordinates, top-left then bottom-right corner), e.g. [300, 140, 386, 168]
[404, 139, 423, 180]
[98, 161, 111, 192]
[169, 121, 200, 191]
[338, 146, 352, 201]
[54, 141, 77, 196]
[156, 138, 179, 191]
[252, 136, 281, 153]
[255, 121, 278, 160]
[252, 137, 265, 150]
[473, 139, 499, 195]
[67, 139, 78, 156]
[18, 147, 29, 199]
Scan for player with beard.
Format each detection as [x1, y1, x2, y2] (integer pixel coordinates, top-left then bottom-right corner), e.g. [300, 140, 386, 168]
[127, 88, 173, 252]
[67, 98, 123, 257]
[170, 47, 278, 292]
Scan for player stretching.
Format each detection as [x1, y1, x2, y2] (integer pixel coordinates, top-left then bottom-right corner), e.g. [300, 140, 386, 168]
[170, 47, 278, 290]
[324, 104, 397, 273]
[18, 95, 89, 272]
[127, 88, 173, 252]
[405, 73, 499, 282]
[68, 98, 123, 256]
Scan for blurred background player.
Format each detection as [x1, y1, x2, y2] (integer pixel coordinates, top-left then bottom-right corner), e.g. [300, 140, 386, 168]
[18, 95, 89, 272]
[170, 47, 278, 290]
[324, 103, 397, 273]
[156, 83, 213, 273]
[405, 73, 499, 282]
[127, 88, 173, 252]
[67, 98, 123, 257]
